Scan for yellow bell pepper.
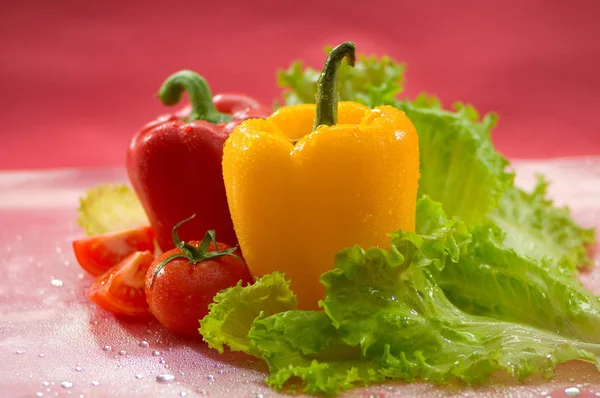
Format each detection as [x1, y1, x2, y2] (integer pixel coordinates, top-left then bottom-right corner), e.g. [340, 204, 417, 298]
[222, 42, 420, 310]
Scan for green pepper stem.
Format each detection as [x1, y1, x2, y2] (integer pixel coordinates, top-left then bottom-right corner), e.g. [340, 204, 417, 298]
[157, 70, 233, 124]
[149, 214, 243, 289]
[313, 42, 356, 130]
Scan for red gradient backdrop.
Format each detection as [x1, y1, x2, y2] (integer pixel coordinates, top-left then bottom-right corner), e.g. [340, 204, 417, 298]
[1, 0, 599, 170]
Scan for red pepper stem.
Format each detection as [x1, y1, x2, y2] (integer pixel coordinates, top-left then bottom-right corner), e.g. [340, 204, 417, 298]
[157, 70, 233, 124]
[313, 42, 356, 130]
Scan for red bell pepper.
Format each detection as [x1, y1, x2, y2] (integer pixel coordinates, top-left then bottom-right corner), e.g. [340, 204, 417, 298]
[126, 70, 271, 251]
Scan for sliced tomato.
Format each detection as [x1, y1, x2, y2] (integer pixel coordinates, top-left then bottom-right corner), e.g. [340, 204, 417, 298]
[73, 226, 155, 276]
[87, 250, 154, 317]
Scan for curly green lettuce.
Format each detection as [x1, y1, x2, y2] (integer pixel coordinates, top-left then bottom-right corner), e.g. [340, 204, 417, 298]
[200, 197, 600, 395]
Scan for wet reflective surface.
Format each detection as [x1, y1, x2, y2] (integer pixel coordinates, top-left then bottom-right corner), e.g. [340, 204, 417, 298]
[1, 159, 599, 397]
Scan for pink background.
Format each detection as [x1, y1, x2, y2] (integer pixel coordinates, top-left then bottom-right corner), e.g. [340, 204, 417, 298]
[1, 0, 599, 170]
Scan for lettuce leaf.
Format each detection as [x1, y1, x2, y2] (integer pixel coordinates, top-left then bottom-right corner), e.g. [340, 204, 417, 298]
[200, 197, 600, 395]
[278, 49, 405, 108]
[487, 177, 596, 270]
[77, 184, 149, 235]
[199, 272, 296, 354]
[396, 96, 513, 226]
[431, 224, 600, 343]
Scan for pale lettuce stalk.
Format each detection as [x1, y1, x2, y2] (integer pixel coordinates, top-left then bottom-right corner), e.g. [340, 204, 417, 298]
[77, 184, 149, 235]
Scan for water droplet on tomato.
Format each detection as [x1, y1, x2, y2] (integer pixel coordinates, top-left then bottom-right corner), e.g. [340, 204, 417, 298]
[102, 345, 111, 352]
[15, 350, 25, 355]
[35, 393, 43, 397]
[75, 366, 83, 372]
[565, 387, 581, 396]
[118, 350, 126, 356]
[151, 350, 160, 356]
[91, 381, 99, 386]
[138, 340, 149, 348]
[60, 381, 73, 389]
[135, 374, 143, 379]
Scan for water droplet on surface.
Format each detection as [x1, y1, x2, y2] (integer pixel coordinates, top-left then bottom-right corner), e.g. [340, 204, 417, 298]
[39, 353, 45, 357]
[77, 273, 84, 280]
[138, 340, 149, 348]
[135, 374, 143, 379]
[15, 350, 25, 355]
[36, 393, 43, 397]
[60, 381, 73, 389]
[158, 358, 166, 364]
[180, 393, 188, 397]
[118, 350, 126, 356]
[50, 279, 63, 287]
[565, 387, 581, 396]
[42, 381, 50, 386]
[152, 350, 160, 356]
[75, 366, 83, 372]
[155, 373, 175, 384]
[91, 381, 99, 386]
[207, 375, 215, 382]
[102, 345, 111, 352]
[255, 394, 264, 398]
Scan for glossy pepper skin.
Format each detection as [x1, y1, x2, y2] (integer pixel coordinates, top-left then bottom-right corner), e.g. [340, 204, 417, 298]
[127, 70, 271, 252]
[222, 43, 420, 310]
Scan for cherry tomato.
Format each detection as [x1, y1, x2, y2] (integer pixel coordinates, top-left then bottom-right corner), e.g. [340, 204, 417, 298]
[145, 216, 253, 336]
[87, 250, 154, 317]
[73, 226, 155, 276]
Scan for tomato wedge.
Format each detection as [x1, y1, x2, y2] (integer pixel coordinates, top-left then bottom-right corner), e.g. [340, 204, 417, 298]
[73, 226, 155, 276]
[87, 250, 154, 317]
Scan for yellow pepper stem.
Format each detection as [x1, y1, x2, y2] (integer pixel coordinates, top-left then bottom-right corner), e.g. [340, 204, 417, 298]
[313, 42, 356, 130]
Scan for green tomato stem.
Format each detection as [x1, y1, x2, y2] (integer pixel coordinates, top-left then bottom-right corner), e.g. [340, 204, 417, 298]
[149, 214, 242, 289]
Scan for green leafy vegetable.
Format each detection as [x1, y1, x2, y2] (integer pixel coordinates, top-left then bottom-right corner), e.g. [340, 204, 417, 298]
[77, 184, 149, 236]
[397, 96, 513, 226]
[199, 272, 297, 354]
[487, 177, 596, 269]
[278, 48, 405, 108]
[201, 197, 600, 395]
[432, 224, 600, 343]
